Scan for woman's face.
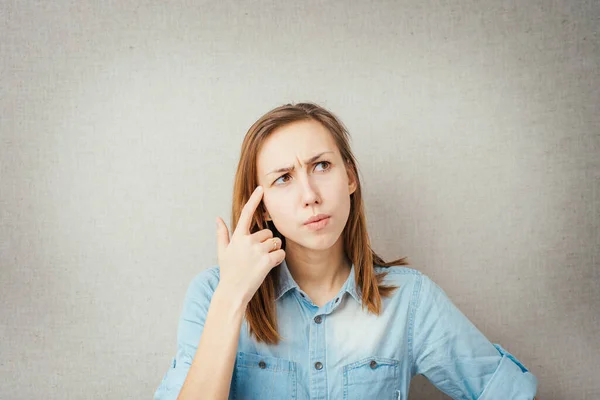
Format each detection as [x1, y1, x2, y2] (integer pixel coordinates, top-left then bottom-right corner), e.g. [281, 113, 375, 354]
[256, 119, 357, 251]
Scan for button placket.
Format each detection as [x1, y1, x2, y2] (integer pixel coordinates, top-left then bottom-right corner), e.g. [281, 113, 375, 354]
[309, 308, 327, 398]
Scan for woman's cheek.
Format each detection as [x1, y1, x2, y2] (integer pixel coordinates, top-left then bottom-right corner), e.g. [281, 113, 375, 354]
[264, 192, 285, 218]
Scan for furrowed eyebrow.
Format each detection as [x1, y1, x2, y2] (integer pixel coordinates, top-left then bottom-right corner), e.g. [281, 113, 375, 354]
[266, 151, 333, 176]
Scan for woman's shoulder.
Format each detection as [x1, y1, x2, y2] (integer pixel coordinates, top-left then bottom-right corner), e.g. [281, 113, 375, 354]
[374, 265, 455, 303]
[374, 264, 423, 280]
[373, 264, 429, 288]
[185, 265, 222, 296]
[374, 264, 423, 276]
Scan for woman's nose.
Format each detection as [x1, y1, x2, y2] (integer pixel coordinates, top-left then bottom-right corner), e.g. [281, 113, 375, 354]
[299, 176, 320, 206]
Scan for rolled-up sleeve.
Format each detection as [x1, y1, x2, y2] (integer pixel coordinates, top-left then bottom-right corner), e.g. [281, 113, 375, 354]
[154, 267, 220, 400]
[411, 274, 538, 399]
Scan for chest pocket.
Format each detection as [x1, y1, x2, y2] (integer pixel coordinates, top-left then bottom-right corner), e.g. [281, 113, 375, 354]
[343, 356, 401, 400]
[231, 351, 297, 400]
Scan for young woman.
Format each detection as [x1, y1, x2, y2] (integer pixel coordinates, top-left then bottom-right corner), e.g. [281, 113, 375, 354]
[154, 103, 539, 400]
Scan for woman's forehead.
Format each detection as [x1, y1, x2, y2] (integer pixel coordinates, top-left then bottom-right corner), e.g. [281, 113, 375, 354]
[257, 120, 338, 166]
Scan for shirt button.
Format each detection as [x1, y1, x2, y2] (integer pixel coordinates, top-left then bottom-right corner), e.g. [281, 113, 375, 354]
[258, 361, 266, 369]
[314, 361, 323, 370]
[370, 360, 377, 369]
[314, 315, 322, 324]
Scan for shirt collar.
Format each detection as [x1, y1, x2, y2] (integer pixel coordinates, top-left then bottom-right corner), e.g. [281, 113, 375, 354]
[275, 258, 362, 305]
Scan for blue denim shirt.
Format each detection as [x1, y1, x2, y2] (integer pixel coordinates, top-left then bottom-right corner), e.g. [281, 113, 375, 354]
[154, 259, 538, 399]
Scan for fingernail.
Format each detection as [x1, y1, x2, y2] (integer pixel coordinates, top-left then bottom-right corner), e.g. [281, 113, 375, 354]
[257, 186, 263, 192]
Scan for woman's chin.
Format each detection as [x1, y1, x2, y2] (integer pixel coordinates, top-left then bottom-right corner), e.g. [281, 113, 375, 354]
[299, 234, 341, 251]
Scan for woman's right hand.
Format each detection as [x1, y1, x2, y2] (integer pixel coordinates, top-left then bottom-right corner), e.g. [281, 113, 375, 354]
[215, 186, 285, 306]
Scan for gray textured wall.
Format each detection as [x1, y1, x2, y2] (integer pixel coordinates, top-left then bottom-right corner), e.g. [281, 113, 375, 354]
[1, 1, 598, 399]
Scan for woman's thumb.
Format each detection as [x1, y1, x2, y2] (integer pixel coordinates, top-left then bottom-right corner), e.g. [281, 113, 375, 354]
[216, 217, 230, 254]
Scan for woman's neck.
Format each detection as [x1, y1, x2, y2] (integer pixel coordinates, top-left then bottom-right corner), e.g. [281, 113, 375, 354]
[284, 235, 351, 307]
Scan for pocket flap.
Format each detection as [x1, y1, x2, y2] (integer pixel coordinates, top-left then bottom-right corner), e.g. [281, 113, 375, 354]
[237, 351, 297, 372]
[343, 356, 400, 386]
[343, 356, 399, 372]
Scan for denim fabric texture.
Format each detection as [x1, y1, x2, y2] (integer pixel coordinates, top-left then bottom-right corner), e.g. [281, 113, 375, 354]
[154, 259, 538, 399]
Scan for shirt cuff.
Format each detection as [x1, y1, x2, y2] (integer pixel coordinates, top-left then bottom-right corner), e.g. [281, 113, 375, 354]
[478, 344, 538, 400]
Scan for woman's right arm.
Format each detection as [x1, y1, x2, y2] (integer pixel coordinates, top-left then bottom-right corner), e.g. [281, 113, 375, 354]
[154, 186, 285, 400]
[176, 283, 247, 400]
[153, 267, 240, 400]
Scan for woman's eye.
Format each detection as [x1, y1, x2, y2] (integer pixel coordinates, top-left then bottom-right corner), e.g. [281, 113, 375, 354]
[315, 161, 331, 171]
[273, 161, 331, 185]
[274, 174, 291, 185]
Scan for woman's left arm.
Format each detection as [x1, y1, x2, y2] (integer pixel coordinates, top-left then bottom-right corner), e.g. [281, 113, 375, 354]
[411, 274, 538, 399]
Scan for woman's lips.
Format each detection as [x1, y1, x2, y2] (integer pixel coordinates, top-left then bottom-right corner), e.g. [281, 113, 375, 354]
[304, 216, 330, 231]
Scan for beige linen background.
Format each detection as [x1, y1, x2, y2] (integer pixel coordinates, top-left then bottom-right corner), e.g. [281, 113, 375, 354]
[1, 1, 598, 399]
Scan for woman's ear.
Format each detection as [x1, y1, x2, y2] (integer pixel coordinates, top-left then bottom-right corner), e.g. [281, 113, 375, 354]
[347, 167, 358, 195]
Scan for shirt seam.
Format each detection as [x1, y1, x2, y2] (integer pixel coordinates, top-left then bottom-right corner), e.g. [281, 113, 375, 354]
[408, 273, 423, 377]
[374, 266, 421, 275]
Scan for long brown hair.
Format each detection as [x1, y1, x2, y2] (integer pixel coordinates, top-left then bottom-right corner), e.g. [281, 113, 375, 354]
[230, 102, 409, 344]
